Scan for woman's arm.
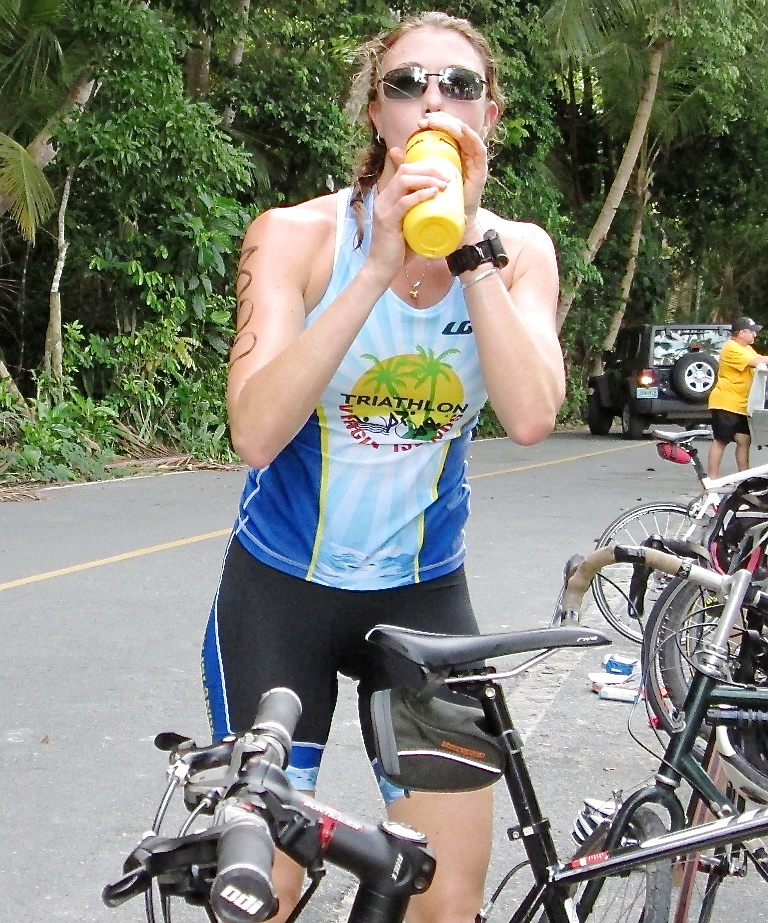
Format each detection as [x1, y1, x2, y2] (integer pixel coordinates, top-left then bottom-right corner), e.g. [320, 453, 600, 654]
[227, 199, 391, 469]
[227, 165, 452, 468]
[460, 216, 564, 445]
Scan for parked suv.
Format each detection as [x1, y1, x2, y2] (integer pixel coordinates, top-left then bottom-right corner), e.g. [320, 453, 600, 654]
[587, 323, 732, 439]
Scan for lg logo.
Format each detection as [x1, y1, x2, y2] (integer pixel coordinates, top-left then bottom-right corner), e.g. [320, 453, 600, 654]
[442, 320, 473, 336]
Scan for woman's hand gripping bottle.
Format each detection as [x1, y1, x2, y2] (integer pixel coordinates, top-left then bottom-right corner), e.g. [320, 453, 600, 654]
[402, 129, 465, 258]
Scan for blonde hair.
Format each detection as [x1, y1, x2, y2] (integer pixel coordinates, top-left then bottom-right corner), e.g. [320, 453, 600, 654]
[347, 12, 506, 235]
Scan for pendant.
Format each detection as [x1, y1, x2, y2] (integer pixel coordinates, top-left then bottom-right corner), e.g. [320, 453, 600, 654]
[408, 281, 421, 300]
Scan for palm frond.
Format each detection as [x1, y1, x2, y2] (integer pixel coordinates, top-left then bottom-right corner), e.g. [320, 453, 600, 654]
[543, 0, 647, 63]
[0, 131, 55, 241]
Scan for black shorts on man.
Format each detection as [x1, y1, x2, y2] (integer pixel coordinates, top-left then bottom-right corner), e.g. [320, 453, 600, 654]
[710, 409, 751, 444]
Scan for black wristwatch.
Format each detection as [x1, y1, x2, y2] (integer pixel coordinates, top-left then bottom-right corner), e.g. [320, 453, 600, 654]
[446, 229, 509, 276]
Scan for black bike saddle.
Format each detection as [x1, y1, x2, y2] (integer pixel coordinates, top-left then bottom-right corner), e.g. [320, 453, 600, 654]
[366, 624, 610, 671]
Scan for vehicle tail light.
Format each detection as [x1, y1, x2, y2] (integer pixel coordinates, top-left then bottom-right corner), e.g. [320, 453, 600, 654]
[656, 442, 692, 465]
[636, 369, 658, 387]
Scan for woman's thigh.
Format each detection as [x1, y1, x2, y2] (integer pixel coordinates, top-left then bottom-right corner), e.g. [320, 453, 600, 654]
[202, 537, 342, 744]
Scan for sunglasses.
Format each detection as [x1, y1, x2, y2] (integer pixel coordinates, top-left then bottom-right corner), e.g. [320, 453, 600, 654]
[379, 66, 488, 102]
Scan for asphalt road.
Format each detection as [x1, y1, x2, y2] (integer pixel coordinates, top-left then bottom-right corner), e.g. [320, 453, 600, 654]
[1, 429, 764, 922]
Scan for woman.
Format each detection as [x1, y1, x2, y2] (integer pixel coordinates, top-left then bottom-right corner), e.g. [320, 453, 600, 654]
[202, 12, 565, 923]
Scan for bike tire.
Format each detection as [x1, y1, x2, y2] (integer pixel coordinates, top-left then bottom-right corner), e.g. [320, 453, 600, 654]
[537, 806, 672, 922]
[592, 502, 697, 643]
[642, 577, 719, 737]
[642, 578, 762, 747]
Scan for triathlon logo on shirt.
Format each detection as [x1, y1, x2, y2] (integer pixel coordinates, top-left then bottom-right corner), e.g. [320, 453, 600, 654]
[339, 348, 468, 447]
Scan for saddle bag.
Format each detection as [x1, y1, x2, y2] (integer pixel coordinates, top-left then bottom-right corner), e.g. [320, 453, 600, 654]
[370, 685, 505, 792]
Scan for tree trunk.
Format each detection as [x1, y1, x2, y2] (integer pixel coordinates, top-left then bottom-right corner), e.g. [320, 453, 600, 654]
[223, 0, 251, 127]
[556, 39, 669, 332]
[44, 168, 73, 388]
[604, 161, 651, 347]
[186, 32, 212, 97]
[588, 175, 648, 379]
[0, 74, 94, 220]
[0, 353, 32, 417]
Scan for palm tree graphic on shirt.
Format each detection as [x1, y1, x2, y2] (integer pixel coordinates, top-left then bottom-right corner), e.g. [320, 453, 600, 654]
[353, 346, 463, 441]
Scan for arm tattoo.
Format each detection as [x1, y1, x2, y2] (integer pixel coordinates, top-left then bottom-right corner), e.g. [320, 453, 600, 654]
[236, 246, 258, 295]
[230, 330, 258, 366]
[230, 298, 256, 366]
[230, 246, 259, 366]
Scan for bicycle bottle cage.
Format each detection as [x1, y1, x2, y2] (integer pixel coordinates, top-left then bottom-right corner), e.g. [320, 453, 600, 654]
[370, 685, 505, 792]
[656, 442, 693, 465]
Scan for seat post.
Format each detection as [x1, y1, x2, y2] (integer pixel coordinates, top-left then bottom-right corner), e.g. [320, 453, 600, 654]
[478, 683, 561, 875]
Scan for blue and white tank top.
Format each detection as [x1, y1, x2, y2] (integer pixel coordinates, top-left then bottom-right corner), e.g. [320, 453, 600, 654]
[234, 189, 488, 589]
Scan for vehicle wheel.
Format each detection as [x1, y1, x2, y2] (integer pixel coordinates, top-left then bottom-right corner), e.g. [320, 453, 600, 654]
[587, 392, 614, 436]
[592, 502, 696, 643]
[621, 404, 646, 439]
[672, 353, 718, 404]
[564, 806, 672, 923]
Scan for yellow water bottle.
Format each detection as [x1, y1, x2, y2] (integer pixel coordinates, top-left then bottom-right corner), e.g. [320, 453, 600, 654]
[402, 129, 465, 258]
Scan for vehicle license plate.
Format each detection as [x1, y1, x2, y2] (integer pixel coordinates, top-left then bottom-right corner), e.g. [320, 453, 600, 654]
[635, 387, 658, 399]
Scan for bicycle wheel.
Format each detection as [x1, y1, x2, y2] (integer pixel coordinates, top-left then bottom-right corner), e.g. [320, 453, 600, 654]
[641, 577, 767, 746]
[593, 502, 699, 643]
[541, 805, 672, 922]
[641, 577, 720, 737]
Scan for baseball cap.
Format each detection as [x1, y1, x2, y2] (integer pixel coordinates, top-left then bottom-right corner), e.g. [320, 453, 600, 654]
[732, 316, 763, 333]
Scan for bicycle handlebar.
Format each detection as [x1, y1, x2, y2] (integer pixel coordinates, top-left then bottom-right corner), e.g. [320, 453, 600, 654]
[104, 687, 436, 923]
[558, 543, 739, 619]
[211, 805, 278, 922]
[208, 688, 303, 921]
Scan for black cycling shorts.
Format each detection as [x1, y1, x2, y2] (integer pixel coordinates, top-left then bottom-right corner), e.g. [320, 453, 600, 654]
[710, 409, 750, 445]
[202, 535, 478, 800]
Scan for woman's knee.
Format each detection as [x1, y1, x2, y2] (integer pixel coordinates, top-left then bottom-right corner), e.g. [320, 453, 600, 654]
[387, 788, 493, 923]
[269, 850, 307, 923]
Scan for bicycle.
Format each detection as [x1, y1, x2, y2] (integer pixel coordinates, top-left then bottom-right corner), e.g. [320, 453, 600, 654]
[592, 426, 768, 643]
[105, 545, 768, 923]
[641, 500, 768, 743]
[564, 543, 768, 922]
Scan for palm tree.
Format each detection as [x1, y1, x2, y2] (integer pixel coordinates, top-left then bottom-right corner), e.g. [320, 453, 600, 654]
[0, 132, 54, 242]
[0, 0, 94, 236]
[361, 354, 413, 400]
[409, 346, 461, 408]
[542, 0, 768, 332]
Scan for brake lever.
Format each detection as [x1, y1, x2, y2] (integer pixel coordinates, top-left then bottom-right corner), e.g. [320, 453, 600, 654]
[102, 838, 158, 906]
[155, 731, 195, 752]
[102, 865, 152, 906]
[103, 831, 221, 908]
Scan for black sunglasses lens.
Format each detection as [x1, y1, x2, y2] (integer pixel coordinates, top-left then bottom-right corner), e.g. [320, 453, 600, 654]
[382, 68, 426, 99]
[440, 67, 484, 100]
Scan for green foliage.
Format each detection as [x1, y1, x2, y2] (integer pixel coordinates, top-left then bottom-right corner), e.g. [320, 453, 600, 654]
[2, 0, 768, 476]
[0, 370, 121, 482]
[64, 294, 235, 460]
[558, 371, 588, 426]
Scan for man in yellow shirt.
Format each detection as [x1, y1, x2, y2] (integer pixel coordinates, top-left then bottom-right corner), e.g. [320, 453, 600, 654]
[708, 316, 768, 478]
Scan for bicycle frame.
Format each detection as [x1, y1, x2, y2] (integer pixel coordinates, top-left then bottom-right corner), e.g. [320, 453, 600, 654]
[450, 663, 768, 923]
[106, 547, 768, 923]
[654, 429, 768, 527]
[460, 557, 768, 923]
